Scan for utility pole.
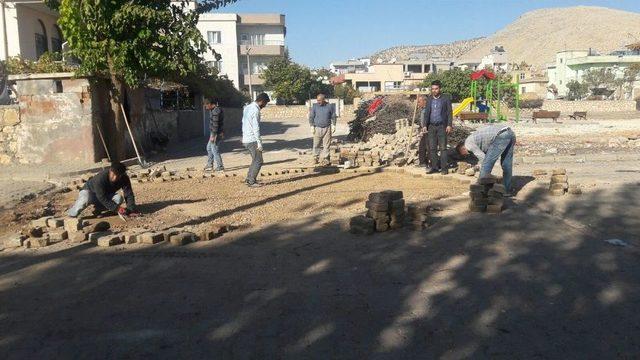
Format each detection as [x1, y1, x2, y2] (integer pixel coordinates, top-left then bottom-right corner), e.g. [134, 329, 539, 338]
[1, 0, 8, 61]
[246, 46, 252, 100]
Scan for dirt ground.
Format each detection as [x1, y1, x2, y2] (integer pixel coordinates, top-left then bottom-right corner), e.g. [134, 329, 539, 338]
[2, 113, 640, 359]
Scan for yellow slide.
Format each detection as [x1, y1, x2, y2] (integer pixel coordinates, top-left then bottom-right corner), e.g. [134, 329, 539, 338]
[453, 97, 474, 116]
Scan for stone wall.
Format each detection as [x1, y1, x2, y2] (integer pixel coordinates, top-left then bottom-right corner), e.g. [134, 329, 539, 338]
[0, 106, 22, 164]
[260, 104, 356, 122]
[542, 100, 638, 113]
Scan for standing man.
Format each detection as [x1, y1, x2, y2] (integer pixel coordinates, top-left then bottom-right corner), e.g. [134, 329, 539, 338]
[242, 93, 271, 188]
[416, 95, 428, 167]
[309, 93, 336, 166]
[67, 162, 139, 218]
[456, 124, 516, 195]
[421, 80, 453, 175]
[204, 97, 225, 172]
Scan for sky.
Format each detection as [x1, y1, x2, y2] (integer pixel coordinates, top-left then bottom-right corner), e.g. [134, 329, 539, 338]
[216, 0, 640, 68]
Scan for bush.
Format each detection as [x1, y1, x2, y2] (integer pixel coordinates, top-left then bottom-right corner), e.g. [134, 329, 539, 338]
[4, 53, 75, 74]
[334, 83, 360, 104]
[519, 98, 543, 109]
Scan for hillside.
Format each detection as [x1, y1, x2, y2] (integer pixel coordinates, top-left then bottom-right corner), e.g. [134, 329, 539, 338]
[457, 6, 640, 67]
[370, 38, 484, 63]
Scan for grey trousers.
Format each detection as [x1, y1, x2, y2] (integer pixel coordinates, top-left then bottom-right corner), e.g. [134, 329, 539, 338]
[313, 126, 332, 160]
[244, 142, 263, 185]
[67, 190, 123, 217]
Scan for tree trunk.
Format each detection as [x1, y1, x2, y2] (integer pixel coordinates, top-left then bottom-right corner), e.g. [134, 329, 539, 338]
[107, 56, 127, 161]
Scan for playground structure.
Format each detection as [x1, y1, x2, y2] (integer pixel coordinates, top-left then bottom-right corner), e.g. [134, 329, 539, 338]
[453, 69, 520, 122]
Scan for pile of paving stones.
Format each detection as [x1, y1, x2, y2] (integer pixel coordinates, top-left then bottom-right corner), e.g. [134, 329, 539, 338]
[456, 162, 477, 177]
[468, 177, 505, 214]
[549, 168, 569, 196]
[3, 214, 231, 250]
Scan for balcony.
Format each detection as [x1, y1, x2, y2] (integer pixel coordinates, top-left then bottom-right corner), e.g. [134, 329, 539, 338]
[242, 74, 264, 86]
[238, 14, 285, 26]
[239, 41, 285, 56]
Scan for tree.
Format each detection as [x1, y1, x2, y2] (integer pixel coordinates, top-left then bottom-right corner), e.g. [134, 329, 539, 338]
[262, 57, 312, 104]
[45, 0, 237, 160]
[334, 83, 361, 105]
[421, 69, 472, 102]
[582, 68, 616, 95]
[566, 80, 588, 100]
[623, 64, 640, 99]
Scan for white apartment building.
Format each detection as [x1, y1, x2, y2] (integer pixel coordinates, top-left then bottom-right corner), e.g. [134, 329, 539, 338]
[330, 59, 370, 74]
[197, 13, 286, 99]
[0, 1, 62, 61]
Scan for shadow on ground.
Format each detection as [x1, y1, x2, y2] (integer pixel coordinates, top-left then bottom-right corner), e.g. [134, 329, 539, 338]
[1, 183, 640, 358]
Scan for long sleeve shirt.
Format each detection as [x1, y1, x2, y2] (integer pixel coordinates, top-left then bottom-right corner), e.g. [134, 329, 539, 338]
[83, 169, 136, 212]
[209, 107, 224, 135]
[242, 102, 262, 147]
[308, 102, 336, 128]
[464, 124, 511, 163]
[420, 94, 453, 129]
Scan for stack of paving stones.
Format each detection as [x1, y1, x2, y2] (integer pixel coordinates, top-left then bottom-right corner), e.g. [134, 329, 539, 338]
[457, 162, 476, 176]
[350, 190, 405, 234]
[469, 177, 505, 214]
[549, 168, 569, 196]
[406, 204, 429, 230]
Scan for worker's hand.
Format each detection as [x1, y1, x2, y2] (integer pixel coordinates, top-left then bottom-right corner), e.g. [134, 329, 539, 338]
[219, 132, 224, 140]
[310, 126, 315, 135]
[257, 145, 263, 152]
[209, 134, 216, 142]
[128, 210, 142, 218]
[331, 125, 336, 133]
[117, 207, 127, 217]
[446, 126, 452, 134]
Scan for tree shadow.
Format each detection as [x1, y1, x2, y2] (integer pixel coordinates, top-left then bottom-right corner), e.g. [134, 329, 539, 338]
[2, 182, 640, 358]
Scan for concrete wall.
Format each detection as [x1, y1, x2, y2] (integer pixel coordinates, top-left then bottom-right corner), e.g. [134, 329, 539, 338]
[197, 13, 240, 87]
[541, 100, 638, 113]
[259, 104, 356, 122]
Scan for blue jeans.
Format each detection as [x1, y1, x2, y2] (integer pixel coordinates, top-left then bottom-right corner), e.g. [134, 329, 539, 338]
[206, 137, 224, 170]
[479, 129, 516, 191]
[67, 190, 123, 217]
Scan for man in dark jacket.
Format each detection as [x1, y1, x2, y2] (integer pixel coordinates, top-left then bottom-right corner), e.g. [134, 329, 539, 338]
[67, 162, 138, 218]
[421, 80, 453, 175]
[309, 93, 336, 165]
[204, 97, 225, 172]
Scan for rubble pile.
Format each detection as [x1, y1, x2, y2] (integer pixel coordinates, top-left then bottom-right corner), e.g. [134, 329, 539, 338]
[468, 177, 505, 214]
[348, 96, 415, 142]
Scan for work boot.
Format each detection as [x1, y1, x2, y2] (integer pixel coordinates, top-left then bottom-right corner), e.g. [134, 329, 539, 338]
[311, 157, 319, 166]
[426, 168, 439, 174]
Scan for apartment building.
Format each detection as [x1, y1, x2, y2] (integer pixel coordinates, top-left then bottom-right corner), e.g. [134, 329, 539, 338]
[0, 1, 62, 61]
[330, 59, 370, 74]
[197, 13, 286, 99]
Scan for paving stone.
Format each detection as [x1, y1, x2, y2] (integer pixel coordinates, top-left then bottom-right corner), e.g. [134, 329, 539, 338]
[491, 184, 506, 193]
[487, 204, 502, 214]
[49, 230, 68, 242]
[122, 228, 145, 244]
[97, 234, 124, 247]
[3, 235, 26, 248]
[162, 228, 183, 242]
[349, 216, 374, 235]
[464, 168, 475, 176]
[169, 232, 196, 246]
[84, 221, 110, 234]
[140, 232, 165, 244]
[550, 183, 569, 190]
[31, 216, 52, 228]
[64, 217, 85, 232]
[23, 239, 31, 248]
[381, 190, 403, 201]
[472, 198, 489, 206]
[368, 192, 391, 203]
[22, 226, 44, 238]
[69, 231, 87, 243]
[479, 177, 497, 185]
[568, 186, 583, 195]
[550, 189, 566, 196]
[551, 168, 567, 175]
[365, 200, 388, 212]
[468, 204, 487, 212]
[469, 184, 485, 192]
[390, 199, 405, 212]
[88, 231, 113, 242]
[532, 169, 548, 176]
[375, 218, 390, 232]
[46, 218, 65, 229]
[30, 236, 51, 248]
[367, 210, 389, 221]
[550, 175, 568, 183]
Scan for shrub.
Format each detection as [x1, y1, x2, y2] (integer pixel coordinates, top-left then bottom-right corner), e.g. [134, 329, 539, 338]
[519, 98, 543, 109]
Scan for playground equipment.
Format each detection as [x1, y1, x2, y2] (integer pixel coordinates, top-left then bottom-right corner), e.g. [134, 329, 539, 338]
[459, 69, 520, 122]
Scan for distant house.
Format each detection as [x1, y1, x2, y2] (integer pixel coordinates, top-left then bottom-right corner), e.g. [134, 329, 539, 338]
[330, 59, 370, 74]
[0, 1, 62, 60]
[479, 46, 509, 72]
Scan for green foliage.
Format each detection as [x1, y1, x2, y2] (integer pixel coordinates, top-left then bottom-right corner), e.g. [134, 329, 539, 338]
[421, 69, 472, 102]
[45, 0, 239, 15]
[519, 99, 543, 108]
[334, 83, 361, 104]
[582, 68, 616, 94]
[566, 80, 589, 100]
[4, 53, 75, 74]
[262, 58, 332, 104]
[181, 64, 247, 107]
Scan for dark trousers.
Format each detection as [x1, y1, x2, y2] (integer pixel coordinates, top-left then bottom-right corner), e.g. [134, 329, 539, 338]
[244, 142, 263, 184]
[428, 124, 447, 170]
[418, 133, 428, 166]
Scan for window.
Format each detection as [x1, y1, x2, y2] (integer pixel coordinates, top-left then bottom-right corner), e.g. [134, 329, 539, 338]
[559, 80, 563, 85]
[406, 64, 422, 73]
[207, 31, 221, 45]
[519, 73, 525, 80]
[35, 19, 48, 58]
[51, 25, 63, 53]
[560, 58, 563, 64]
[207, 60, 223, 72]
[240, 34, 265, 45]
[521, 87, 526, 94]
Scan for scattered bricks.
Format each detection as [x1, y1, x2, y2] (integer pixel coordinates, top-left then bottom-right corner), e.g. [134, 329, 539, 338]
[3, 235, 26, 248]
[550, 189, 565, 196]
[375, 218, 390, 232]
[23, 239, 31, 248]
[31, 216, 52, 228]
[492, 184, 506, 194]
[368, 192, 391, 203]
[469, 184, 486, 192]
[457, 162, 471, 174]
[83, 221, 110, 234]
[551, 168, 567, 175]
[464, 168, 476, 176]
[533, 169, 548, 176]
[550, 175, 568, 183]
[487, 189, 504, 198]
[49, 230, 68, 242]
[64, 217, 85, 232]
[349, 215, 375, 235]
[88, 231, 112, 242]
[390, 199, 405, 213]
[22, 226, 44, 238]
[487, 204, 502, 214]
[162, 228, 182, 242]
[366, 200, 389, 212]
[382, 190, 403, 201]
[568, 186, 583, 195]
[469, 204, 487, 212]
[97, 234, 124, 247]
[367, 210, 390, 222]
[140, 232, 165, 244]
[46, 218, 64, 228]
[30, 235, 51, 248]
[472, 198, 489, 207]
[169, 232, 196, 246]
[69, 231, 87, 243]
[550, 183, 568, 191]
[389, 213, 404, 229]
[198, 224, 229, 241]
[479, 177, 497, 185]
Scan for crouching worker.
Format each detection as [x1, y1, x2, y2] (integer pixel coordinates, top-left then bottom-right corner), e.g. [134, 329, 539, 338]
[67, 162, 140, 218]
[456, 124, 516, 195]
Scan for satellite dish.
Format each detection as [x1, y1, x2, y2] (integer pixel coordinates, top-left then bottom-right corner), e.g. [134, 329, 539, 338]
[0, 63, 10, 105]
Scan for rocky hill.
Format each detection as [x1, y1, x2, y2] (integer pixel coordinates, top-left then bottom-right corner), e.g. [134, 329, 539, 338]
[370, 38, 484, 63]
[456, 6, 640, 67]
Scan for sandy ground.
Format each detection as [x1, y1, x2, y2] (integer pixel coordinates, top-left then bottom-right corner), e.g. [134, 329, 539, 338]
[2, 113, 640, 358]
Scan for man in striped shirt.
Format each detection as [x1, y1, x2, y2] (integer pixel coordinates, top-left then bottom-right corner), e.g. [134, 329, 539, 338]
[456, 124, 516, 194]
